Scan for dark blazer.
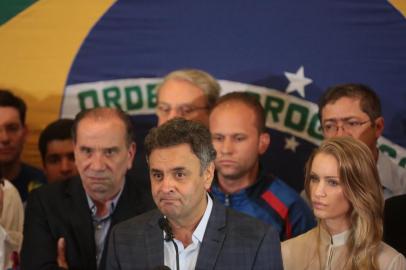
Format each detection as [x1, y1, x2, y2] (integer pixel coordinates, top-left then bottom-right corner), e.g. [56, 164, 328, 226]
[20, 176, 155, 270]
[384, 194, 406, 256]
[106, 199, 283, 270]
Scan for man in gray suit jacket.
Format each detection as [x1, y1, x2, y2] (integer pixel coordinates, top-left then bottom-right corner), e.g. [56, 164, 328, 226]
[107, 118, 283, 270]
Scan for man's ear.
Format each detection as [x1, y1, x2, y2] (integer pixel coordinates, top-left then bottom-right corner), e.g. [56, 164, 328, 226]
[203, 162, 215, 190]
[374, 116, 384, 139]
[258, 132, 270, 155]
[127, 142, 136, 169]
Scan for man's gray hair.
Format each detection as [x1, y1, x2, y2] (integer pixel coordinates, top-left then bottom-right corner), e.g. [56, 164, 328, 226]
[157, 69, 221, 110]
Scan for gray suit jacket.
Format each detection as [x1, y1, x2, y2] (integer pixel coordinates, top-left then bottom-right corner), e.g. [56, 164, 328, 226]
[106, 200, 283, 270]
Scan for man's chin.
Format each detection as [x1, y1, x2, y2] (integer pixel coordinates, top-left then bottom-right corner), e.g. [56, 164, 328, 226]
[218, 170, 243, 181]
[158, 205, 180, 218]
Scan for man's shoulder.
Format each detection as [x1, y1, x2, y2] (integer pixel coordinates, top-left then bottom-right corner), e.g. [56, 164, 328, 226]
[261, 177, 304, 205]
[19, 163, 47, 182]
[219, 202, 275, 237]
[227, 207, 270, 228]
[28, 176, 81, 203]
[113, 208, 160, 233]
[377, 153, 406, 196]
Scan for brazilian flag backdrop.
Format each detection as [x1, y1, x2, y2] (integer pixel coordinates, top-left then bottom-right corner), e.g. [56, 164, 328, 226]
[1, 0, 405, 191]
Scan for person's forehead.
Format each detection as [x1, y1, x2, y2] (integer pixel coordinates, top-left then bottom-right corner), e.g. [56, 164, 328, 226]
[322, 97, 365, 118]
[158, 79, 206, 104]
[149, 144, 200, 169]
[76, 117, 127, 145]
[0, 106, 22, 125]
[210, 102, 258, 131]
[46, 139, 74, 154]
[78, 116, 125, 131]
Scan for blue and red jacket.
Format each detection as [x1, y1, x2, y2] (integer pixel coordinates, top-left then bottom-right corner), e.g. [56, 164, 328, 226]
[210, 171, 316, 240]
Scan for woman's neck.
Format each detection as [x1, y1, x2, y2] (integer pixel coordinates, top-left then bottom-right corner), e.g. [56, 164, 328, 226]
[322, 218, 351, 235]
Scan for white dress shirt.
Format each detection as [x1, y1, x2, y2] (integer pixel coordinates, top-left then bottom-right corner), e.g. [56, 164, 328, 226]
[164, 194, 213, 270]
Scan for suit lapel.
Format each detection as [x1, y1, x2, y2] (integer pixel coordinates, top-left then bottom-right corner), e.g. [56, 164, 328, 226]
[146, 210, 165, 268]
[195, 201, 226, 270]
[66, 177, 97, 269]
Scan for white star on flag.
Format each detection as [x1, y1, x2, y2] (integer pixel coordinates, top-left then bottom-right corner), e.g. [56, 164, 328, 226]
[284, 136, 300, 152]
[284, 66, 313, 97]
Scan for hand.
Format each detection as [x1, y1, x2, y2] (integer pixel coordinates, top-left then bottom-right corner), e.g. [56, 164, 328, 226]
[57, 237, 69, 269]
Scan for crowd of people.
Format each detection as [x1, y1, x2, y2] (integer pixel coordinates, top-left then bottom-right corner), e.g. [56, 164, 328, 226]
[0, 68, 405, 270]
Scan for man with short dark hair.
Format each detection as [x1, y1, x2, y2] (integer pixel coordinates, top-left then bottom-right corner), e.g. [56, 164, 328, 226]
[318, 83, 406, 199]
[0, 89, 46, 201]
[209, 92, 315, 240]
[107, 118, 283, 270]
[21, 107, 154, 270]
[38, 118, 78, 183]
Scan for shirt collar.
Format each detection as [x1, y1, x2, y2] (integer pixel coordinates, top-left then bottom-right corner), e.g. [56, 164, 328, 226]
[319, 225, 350, 247]
[86, 186, 124, 219]
[331, 230, 350, 247]
[192, 193, 213, 243]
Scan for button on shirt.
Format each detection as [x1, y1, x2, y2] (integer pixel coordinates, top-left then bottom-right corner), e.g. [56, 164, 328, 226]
[87, 189, 123, 268]
[164, 194, 213, 270]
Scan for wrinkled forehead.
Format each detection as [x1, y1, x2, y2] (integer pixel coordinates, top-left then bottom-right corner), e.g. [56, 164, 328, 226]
[157, 79, 206, 104]
[76, 117, 127, 143]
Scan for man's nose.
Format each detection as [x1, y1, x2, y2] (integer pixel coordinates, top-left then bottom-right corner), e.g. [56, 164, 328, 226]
[60, 157, 74, 173]
[220, 138, 233, 154]
[167, 108, 182, 121]
[160, 175, 175, 193]
[89, 153, 106, 170]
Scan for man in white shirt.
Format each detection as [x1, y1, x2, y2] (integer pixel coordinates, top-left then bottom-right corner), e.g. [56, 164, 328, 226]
[318, 83, 406, 199]
[107, 118, 283, 270]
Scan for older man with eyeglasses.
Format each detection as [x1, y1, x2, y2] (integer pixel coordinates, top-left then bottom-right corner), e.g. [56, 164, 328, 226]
[318, 83, 406, 199]
[155, 69, 220, 127]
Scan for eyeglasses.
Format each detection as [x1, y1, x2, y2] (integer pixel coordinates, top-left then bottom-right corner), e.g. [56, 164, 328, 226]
[156, 103, 208, 117]
[321, 119, 370, 135]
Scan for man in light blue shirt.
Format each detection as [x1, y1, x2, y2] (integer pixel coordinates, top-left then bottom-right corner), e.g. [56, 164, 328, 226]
[107, 118, 283, 270]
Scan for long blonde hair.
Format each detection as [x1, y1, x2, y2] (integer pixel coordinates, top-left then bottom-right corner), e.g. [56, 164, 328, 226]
[304, 137, 384, 270]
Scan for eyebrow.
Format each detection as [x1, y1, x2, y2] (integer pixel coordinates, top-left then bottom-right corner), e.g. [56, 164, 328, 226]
[172, 167, 187, 171]
[310, 172, 339, 178]
[323, 116, 360, 122]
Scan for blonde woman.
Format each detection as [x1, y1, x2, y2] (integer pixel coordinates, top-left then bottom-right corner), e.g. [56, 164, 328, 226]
[282, 137, 406, 270]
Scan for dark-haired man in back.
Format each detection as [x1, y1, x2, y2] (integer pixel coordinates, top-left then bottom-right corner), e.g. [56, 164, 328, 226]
[0, 89, 46, 201]
[39, 118, 78, 183]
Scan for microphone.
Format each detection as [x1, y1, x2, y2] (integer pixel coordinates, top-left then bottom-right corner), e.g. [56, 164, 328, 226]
[158, 217, 174, 241]
[158, 217, 179, 270]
